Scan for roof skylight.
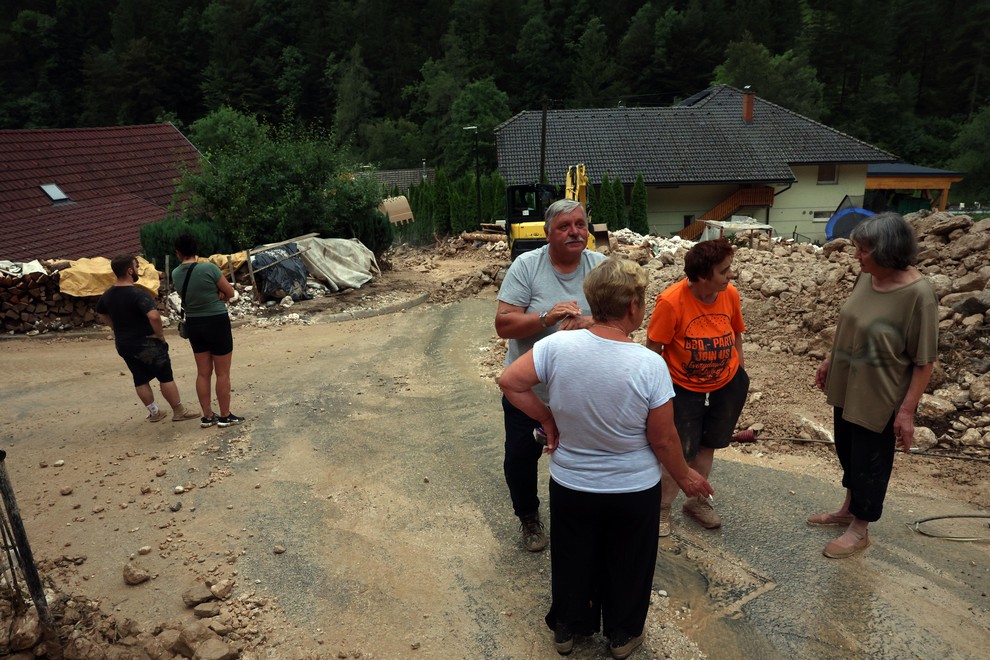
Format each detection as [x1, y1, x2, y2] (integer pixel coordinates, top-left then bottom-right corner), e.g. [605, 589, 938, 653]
[40, 183, 69, 202]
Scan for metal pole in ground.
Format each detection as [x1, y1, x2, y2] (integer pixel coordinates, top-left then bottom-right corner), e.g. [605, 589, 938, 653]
[0, 449, 54, 630]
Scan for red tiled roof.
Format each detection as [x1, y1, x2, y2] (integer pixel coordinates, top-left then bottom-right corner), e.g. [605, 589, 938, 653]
[0, 124, 201, 262]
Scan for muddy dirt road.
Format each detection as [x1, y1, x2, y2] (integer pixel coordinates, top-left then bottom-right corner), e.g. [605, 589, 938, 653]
[1, 288, 989, 659]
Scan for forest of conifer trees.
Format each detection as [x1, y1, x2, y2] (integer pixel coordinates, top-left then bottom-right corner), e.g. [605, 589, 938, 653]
[2, 0, 988, 201]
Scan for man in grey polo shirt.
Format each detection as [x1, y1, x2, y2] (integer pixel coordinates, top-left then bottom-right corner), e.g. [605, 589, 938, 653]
[495, 199, 606, 551]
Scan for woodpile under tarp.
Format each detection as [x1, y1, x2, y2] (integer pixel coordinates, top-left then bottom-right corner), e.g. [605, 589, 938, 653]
[0, 257, 158, 335]
[1, 265, 88, 335]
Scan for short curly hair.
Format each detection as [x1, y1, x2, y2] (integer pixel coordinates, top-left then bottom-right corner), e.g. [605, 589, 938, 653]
[684, 239, 734, 282]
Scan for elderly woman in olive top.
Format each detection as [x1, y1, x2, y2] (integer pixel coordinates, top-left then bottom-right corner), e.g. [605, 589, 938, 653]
[812, 212, 938, 558]
[172, 233, 245, 429]
[500, 257, 712, 659]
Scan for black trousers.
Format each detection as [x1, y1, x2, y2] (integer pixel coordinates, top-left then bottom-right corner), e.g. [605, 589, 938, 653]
[833, 407, 896, 522]
[545, 478, 661, 641]
[502, 395, 544, 518]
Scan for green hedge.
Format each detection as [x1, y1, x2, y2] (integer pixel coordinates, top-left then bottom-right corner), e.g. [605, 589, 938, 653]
[139, 219, 232, 269]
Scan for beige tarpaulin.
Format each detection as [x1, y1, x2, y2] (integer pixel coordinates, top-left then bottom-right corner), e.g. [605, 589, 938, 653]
[294, 237, 378, 292]
[58, 256, 159, 297]
[58, 251, 247, 298]
[207, 250, 249, 273]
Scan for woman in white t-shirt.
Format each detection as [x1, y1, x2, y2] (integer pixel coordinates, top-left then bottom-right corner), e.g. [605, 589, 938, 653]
[499, 256, 713, 659]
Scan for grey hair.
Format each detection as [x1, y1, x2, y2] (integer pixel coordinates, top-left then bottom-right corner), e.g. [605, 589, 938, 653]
[543, 199, 586, 233]
[849, 212, 918, 270]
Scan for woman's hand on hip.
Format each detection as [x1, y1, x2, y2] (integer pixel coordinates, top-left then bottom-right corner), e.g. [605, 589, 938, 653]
[541, 416, 560, 453]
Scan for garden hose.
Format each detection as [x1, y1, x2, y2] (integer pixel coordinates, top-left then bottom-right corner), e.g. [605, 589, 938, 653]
[906, 514, 990, 541]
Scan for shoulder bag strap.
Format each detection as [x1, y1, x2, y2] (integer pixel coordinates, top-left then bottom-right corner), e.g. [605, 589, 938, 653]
[179, 263, 197, 318]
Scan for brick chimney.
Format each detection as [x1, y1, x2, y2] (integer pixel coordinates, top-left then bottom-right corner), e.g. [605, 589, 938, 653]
[742, 85, 754, 124]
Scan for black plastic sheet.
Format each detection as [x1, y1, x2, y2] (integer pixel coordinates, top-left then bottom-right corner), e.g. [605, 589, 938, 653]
[251, 243, 313, 301]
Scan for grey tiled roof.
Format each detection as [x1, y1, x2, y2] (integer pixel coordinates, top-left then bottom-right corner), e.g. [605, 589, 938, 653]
[495, 86, 896, 187]
[374, 167, 435, 192]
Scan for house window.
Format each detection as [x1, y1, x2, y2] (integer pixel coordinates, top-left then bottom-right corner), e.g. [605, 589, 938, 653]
[683, 214, 695, 228]
[812, 211, 832, 223]
[40, 183, 70, 202]
[817, 165, 838, 184]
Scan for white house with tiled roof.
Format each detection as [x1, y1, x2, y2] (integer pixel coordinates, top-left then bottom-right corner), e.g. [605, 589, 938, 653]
[494, 85, 897, 242]
[0, 124, 201, 262]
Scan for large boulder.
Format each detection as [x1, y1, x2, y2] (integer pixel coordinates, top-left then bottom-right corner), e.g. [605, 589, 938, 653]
[930, 214, 973, 236]
[945, 231, 990, 260]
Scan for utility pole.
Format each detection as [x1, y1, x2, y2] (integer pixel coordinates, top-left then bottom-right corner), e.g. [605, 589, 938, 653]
[463, 125, 482, 224]
[540, 96, 548, 185]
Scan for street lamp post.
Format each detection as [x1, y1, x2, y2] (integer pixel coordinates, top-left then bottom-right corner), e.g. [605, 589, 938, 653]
[463, 125, 482, 225]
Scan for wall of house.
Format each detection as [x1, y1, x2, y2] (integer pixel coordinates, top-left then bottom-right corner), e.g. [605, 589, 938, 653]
[768, 165, 868, 242]
[642, 165, 869, 243]
[645, 184, 739, 235]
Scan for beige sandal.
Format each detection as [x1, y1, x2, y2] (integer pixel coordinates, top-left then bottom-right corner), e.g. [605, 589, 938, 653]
[823, 532, 870, 558]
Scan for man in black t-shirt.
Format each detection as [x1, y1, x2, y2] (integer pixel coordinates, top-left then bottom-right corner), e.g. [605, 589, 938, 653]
[95, 255, 199, 423]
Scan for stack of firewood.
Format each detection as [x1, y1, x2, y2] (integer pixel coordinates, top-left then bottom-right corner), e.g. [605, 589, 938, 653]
[0, 269, 99, 334]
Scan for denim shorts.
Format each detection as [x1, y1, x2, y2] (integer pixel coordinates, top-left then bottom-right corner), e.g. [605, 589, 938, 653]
[672, 367, 750, 460]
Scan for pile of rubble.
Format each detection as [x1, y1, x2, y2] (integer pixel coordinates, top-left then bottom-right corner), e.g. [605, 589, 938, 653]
[1, 579, 284, 659]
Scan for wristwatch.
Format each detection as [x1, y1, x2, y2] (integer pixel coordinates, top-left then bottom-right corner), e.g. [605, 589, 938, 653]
[539, 311, 550, 328]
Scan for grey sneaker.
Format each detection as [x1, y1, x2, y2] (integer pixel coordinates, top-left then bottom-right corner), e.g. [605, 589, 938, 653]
[520, 513, 547, 552]
[683, 496, 721, 529]
[659, 507, 672, 537]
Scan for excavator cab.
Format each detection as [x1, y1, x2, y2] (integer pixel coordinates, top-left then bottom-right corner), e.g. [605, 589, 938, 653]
[505, 183, 558, 260]
[505, 166, 606, 260]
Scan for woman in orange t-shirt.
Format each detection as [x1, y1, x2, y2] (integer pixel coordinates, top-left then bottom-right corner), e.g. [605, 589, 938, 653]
[646, 239, 749, 537]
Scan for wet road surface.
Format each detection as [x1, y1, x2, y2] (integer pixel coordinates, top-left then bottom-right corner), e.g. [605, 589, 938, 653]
[658, 461, 990, 659]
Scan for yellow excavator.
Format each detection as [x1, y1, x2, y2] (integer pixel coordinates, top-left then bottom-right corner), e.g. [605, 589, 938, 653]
[505, 164, 609, 259]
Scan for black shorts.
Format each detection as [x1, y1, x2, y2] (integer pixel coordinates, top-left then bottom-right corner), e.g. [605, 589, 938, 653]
[186, 313, 233, 356]
[672, 367, 750, 461]
[118, 340, 174, 386]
